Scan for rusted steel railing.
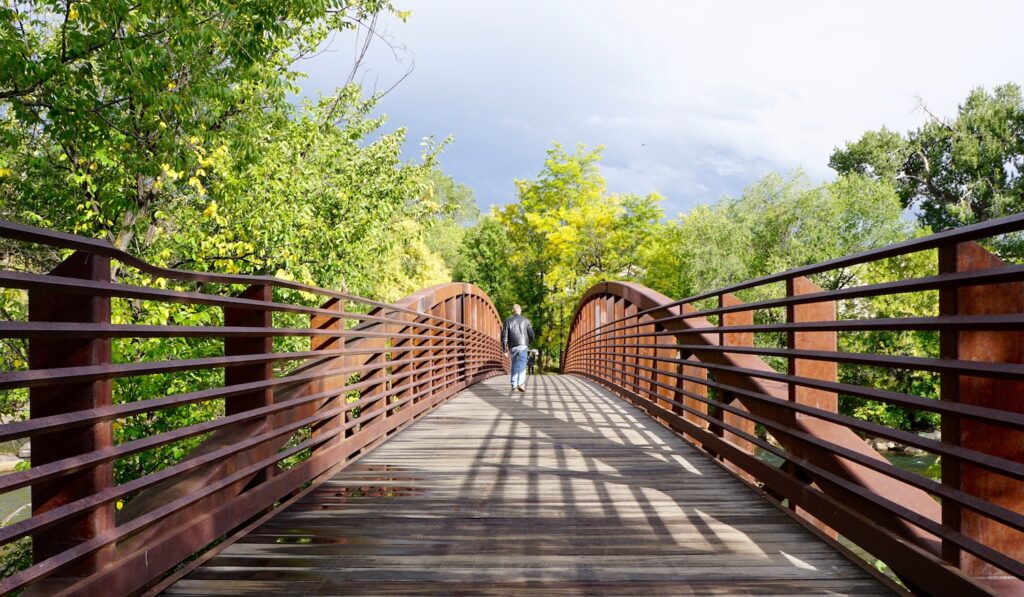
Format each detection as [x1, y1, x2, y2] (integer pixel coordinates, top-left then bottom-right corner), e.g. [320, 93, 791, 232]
[562, 213, 1024, 596]
[0, 220, 507, 596]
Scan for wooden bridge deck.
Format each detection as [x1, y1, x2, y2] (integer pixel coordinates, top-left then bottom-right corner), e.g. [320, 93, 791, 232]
[164, 375, 891, 596]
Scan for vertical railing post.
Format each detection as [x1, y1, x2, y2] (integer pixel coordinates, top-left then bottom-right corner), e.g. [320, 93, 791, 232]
[586, 300, 597, 376]
[583, 303, 591, 374]
[940, 241, 1024, 581]
[406, 306, 423, 405]
[641, 313, 655, 401]
[785, 277, 838, 413]
[709, 294, 727, 438]
[588, 299, 598, 377]
[459, 293, 472, 385]
[679, 303, 708, 437]
[482, 298, 498, 377]
[601, 296, 609, 378]
[597, 298, 607, 379]
[708, 293, 726, 442]
[653, 317, 676, 413]
[477, 297, 487, 377]
[637, 311, 654, 405]
[625, 302, 641, 395]
[937, 243, 962, 568]
[579, 301, 589, 375]
[223, 284, 274, 482]
[719, 293, 755, 480]
[427, 301, 446, 403]
[569, 305, 578, 374]
[389, 309, 415, 408]
[602, 295, 613, 382]
[563, 307, 574, 373]
[310, 297, 345, 449]
[587, 300, 597, 377]
[591, 298, 600, 378]
[28, 251, 114, 573]
[786, 275, 839, 537]
[612, 296, 625, 387]
[571, 307, 579, 373]
[443, 297, 458, 395]
[354, 316, 388, 433]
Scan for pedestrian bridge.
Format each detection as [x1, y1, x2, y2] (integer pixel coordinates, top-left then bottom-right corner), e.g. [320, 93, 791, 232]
[1, 216, 1023, 595]
[168, 375, 888, 595]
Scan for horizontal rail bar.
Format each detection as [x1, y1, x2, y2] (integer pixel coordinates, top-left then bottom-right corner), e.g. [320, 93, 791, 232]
[568, 315, 1024, 349]
[623, 210, 1024, 322]
[0, 346, 500, 442]
[572, 349, 1024, 482]
[577, 340, 1024, 381]
[581, 346, 1024, 431]
[582, 359, 1024, 538]
[0, 363, 502, 594]
[0, 355, 502, 494]
[575, 262, 1024, 346]
[0, 330, 498, 390]
[0, 221, 503, 331]
[0, 361, 505, 547]
[573, 372, 992, 596]
[0, 272, 490, 339]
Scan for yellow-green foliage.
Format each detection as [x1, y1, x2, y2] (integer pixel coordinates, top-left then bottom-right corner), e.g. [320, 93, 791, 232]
[483, 143, 663, 356]
[0, 1, 470, 543]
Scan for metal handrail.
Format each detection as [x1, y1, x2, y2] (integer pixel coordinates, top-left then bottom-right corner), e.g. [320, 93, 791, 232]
[0, 220, 509, 595]
[562, 218, 1024, 596]
[573, 211, 1024, 339]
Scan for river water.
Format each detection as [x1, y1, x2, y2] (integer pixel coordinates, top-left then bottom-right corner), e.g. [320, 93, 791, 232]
[755, 448, 940, 480]
[0, 475, 29, 525]
[883, 452, 940, 479]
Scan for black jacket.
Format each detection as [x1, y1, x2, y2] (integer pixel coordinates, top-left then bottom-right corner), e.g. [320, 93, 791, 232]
[501, 314, 535, 351]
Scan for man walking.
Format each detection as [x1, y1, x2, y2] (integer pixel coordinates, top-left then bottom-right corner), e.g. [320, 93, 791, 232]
[501, 304, 535, 392]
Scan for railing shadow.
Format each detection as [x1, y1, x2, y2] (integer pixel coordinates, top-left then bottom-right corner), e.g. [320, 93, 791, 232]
[167, 375, 894, 594]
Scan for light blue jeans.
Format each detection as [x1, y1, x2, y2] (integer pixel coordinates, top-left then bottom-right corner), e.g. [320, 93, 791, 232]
[510, 345, 529, 388]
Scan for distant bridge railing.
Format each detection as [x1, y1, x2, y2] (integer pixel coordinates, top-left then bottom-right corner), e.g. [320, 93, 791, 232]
[0, 221, 506, 595]
[563, 213, 1024, 596]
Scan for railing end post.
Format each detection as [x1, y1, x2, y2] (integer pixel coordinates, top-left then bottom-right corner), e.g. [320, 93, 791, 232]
[28, 251, 114, 573]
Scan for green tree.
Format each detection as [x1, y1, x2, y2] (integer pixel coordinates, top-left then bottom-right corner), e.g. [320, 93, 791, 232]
[148, 91, 451, 297]
[640, 172, 910, 297]
[830, 83, 1024, 231]
[453, 216, 520, 317]
[0, 0, 464, 510]
[422, 170, 480, 280]
[453, 143, 663, 363]
[508, 144, 663, 358]
[636, 171, 939, 431]
[838, 236, 940, 431]
[638, 202, 750, 300]
[0, 0, 395, 251]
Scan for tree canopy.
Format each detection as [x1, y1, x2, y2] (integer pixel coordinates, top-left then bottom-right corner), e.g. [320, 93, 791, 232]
[830, 83, 1024, 231]
[0, 3, 466, 565]
[453, 144, 663, 365]
[454, 149, 939, 433]
[1, 7, 1023, 565]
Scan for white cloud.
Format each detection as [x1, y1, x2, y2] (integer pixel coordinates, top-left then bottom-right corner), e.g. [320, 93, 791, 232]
[299, 0, 1024, 214]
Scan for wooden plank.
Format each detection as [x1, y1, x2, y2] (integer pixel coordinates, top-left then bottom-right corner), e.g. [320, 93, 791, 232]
[165, 375, 892, 596]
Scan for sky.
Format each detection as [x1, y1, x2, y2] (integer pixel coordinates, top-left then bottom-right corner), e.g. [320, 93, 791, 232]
[298, 0, 1024, 218]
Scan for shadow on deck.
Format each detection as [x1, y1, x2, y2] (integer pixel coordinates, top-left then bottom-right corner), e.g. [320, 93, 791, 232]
[163, 375, 893, 596]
